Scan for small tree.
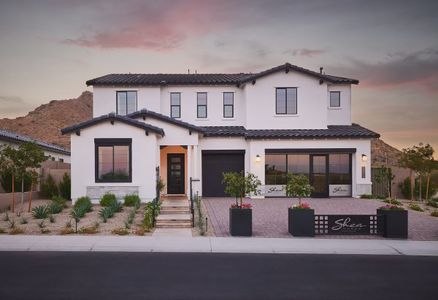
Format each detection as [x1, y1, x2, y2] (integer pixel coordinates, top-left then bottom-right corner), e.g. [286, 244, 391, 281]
[222, 172, 261, 208]
[284, 174, 313, 205]
[58, 173, 71, 200]
[399, 146, 422, 201]
[0, 145, 18, 212]
[41, 174, 59, 198]
[374, 165, 395, 201]
[27, 170, 39, 212]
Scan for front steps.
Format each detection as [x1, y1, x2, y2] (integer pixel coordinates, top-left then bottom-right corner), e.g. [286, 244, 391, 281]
[156, 198, 192, 228]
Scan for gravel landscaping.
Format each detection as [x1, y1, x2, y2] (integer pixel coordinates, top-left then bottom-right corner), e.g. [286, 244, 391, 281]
[0, 199, 153, 236]
[203, 197, 438, 240]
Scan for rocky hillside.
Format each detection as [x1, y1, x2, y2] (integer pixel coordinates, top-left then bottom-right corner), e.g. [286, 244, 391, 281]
[0, 91, 92, 150]
[371, 138, 402, 167]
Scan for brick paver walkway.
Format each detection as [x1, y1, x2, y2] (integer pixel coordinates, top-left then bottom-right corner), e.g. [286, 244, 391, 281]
[203, 198, 438, 240]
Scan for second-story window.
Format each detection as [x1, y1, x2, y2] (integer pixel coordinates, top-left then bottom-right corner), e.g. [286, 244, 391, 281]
[170, 92, 181, 118]
[117, 91, 137, 115]
[276, 88, 297, 115]
[223, 92, 234, 118]
[330, 91, 341, 107]
[197, 92, 207, 118]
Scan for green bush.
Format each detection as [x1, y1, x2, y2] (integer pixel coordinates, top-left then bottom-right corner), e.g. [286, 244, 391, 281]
[360, 194, 374, 199]
[399, 177, 437, 200]
[430, 210, 438, 217]
[52, 195, 67, 208]
[409, 202, 424, 212]
[40, 174, 59, 198]
[74, 196, 92, 213]
[142, 200, 160, 230]
[32, 205, 50, 219]
[58, 173, 71, 200]
[426, 200, 438, 208]
[0, 170, 32, 192]
[124, 194, 140, 207]
[48, 202, 63, 214]
[100, 193, 117, 207]
[383, 199, 402, 205]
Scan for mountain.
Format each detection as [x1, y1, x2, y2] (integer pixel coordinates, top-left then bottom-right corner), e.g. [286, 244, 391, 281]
[371, 138, 402, 167]
[0, 91, 92, 150]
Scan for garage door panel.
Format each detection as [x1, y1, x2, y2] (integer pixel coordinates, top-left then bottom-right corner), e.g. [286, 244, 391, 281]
[202, 151, 245, 197]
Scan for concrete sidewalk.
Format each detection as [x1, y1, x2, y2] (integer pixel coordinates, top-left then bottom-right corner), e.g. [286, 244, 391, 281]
[1, 235, 438, 256]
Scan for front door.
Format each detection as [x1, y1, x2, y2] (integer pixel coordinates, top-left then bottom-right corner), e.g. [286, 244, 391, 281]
[167, 154, 185, 194]
[310, 154, 328, 198]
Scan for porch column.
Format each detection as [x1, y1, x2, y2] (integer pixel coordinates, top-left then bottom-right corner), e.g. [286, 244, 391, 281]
[193, 145, 199, 179]
[187, 145, 192, 197]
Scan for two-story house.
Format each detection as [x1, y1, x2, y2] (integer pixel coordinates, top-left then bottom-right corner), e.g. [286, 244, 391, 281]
[62, 63, 379, 203]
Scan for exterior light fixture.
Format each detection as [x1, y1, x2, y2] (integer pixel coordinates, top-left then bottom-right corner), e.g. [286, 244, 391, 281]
[255, 154, 261, 162]
[361, 154, 368, 162]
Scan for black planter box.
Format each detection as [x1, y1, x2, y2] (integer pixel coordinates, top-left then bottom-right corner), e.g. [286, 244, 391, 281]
[229, 208, 252, 236]
[377, 209, 408, 239]
[288, 208, 315, 237]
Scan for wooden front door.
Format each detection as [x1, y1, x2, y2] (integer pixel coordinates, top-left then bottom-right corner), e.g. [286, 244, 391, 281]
[167, 154, 185, 194]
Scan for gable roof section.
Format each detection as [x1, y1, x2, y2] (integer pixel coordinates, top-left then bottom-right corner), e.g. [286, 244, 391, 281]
[86, 63, 358, 87]
[0, 129, 70, 155]
[61, 113, 165, 136]
[128, 109, 205, 133]
[202, 124, 379, 139]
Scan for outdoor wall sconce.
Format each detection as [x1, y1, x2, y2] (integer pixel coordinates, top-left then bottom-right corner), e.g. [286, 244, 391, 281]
[255, 155, 261, 162]
[361, 154, 368, 162]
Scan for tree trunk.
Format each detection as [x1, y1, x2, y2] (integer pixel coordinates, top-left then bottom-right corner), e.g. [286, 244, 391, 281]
[409, 170, 414, 201]
[28, 183, 33, 212]
[20, 177, 24, 215]
[426, 174, 431, 202]
[11, 174, 15, 213]
[419, 175, 422, 202]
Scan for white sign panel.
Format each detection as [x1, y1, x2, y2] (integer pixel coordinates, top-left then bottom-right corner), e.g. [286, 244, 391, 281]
[329, 185, 351, 197]
[262, 185, 286, 197]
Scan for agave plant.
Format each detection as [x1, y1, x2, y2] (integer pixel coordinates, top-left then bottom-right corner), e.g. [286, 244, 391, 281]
[32, 205, 50, 219]
[110, 201, 123, 213]
[70, 206, 86, 233]
[99, 207, 114, 223]
[48, 202, 63, 214]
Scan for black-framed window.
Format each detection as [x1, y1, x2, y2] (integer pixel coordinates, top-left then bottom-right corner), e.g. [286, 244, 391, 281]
[329, 154, 351, 184]
[95, 139, 132, 183]
[197, 92, 207, 118]
[116, 91, 137, 115]
[265, 153, 310, 185]
[170, 93, 181, 118]
[223, 92, 234, 118]
[276, 87, 297, 114]
[330, 91, 341, 107]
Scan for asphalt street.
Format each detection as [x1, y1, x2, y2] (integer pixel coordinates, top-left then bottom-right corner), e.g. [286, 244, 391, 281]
[0, 252, 437, 300]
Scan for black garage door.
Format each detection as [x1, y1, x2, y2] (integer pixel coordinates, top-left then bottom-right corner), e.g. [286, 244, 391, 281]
[202, 150, 245, 197]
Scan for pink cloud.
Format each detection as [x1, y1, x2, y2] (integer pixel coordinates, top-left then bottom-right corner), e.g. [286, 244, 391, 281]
[284, 48, 327, 57]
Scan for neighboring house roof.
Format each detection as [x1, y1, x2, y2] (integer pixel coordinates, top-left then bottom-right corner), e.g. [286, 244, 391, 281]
[61, 113, 165, 136]
[128, 109, 205, 133]
[202, 124, 379, 139]
[86, 63, 358, 87]
[0, 129, 70, 155]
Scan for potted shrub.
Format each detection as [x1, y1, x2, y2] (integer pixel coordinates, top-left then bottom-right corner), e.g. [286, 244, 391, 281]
[285, 174, 314, 237]
[223, 172, 261, 236]
[377, 205, 408, 239]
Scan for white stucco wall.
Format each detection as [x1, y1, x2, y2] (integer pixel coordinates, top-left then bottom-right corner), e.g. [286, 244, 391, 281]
[244, 71, 328, 129]
[70, 121, 159, 203]
[327, 84, 352, 125]
[0, 140, 70, 163]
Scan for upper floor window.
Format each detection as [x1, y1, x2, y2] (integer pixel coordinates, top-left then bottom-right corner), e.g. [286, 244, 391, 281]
[330, 91, 341, 107]
[197, 92, 207, 118]
[170, 93, 181, 118]
[223, 92, 234, 118]
[95, 138, 132, 183]
[116, 91, 137, 115]
[276, 87, 297, 115]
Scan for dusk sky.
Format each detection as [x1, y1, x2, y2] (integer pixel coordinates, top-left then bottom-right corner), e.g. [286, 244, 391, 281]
[0, 0, 437, 153]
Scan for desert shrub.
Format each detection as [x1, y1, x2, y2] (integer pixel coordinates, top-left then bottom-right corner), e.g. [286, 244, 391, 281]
[99, 207, 114, 223]
[52, 195, 67, 208]
[100, 193, 117, 207]
[8, 218, 16, 229]
[70, 206, 85, 233]
[37, 220, 46, 228]
[40, 174, 59, 198]
[409, 202, 424, 212]
[124, 194, 140, 207]
[0, 228, 6, 234]
[383, 199, 402, 205]
[142, 200, 160, 230]
[110, 201, 123, 213]
[3, 212, 10, 222]
[112, 228, 129, 235]
[74, 196, 92, 213]
[426, 200, 438, 208]
[48, 202, 63, 214]
[430, 210, 438, 217]
[360, 194, 374, 199]
[60, 228, 74, 235]
[9, 227, 24, 235]
[32, 205, 50, 219]
[58, 173, 71, 200]
[49, 215, 56, 223]
[41, 228, 50, 234]
[78, 225, 99, 234]
[20, 217, 28, 224]
[134, 227, 145, 236]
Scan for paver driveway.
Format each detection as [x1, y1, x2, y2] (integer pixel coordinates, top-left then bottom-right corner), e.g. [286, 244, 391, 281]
[203, 197, 438, 240]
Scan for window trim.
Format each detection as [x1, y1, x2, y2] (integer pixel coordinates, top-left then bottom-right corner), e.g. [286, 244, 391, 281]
[223, 92, 234, 118]
[95, 138, 132, 183]
[116, 91, 137, 115]
[275, 87, 297, 115]
[197, 92, 208, 118]
[170, 92, 181, 118]
[329, 91, 341, 108]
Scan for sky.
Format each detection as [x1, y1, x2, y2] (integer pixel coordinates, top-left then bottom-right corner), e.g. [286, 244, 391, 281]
[0, 0, 437, 154]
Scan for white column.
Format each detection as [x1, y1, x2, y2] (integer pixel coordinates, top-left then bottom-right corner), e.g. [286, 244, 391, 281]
[193, 145, 199, 179]
[187, 145, 192, 197]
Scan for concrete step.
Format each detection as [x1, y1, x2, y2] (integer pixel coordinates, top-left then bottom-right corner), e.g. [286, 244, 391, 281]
[155, 223, 193, 229]
[161, 200, 190, 208]
[156, 214, 192, 221]
[160, 209, 191, 214]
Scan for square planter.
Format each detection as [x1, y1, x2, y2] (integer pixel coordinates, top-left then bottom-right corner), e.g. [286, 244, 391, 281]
[229, 208, 252, 236]
[288, 208, 315, 237]
[377, 209, 408, 239]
